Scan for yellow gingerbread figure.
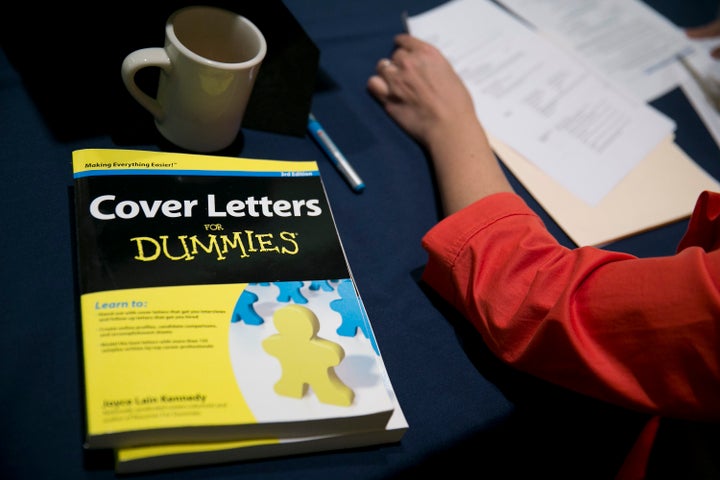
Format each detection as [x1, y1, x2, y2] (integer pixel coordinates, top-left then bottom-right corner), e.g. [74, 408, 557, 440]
[262, 304, 354, 407]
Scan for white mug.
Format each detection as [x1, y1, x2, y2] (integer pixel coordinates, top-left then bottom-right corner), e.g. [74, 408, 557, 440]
[121, 6, 267, 153]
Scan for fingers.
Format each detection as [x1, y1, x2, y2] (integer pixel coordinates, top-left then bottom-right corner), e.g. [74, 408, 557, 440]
[368, 34, 434, 104]
[367, 74, 390, 100]
[368, 58, 397, 102]
[685, 20, 720, 60]
[393, 33, 422, 51]
[686, 19, 720, 39]
[377, 57, 399, 75]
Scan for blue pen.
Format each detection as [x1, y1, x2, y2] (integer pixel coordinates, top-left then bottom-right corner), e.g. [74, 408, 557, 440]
[307, 113, 365, 192]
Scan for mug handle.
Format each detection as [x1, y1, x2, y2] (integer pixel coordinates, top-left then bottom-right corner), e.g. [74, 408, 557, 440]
[121, 48, 170, 121]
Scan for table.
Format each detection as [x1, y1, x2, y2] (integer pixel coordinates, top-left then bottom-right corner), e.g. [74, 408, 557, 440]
[1, 1, 718, 478]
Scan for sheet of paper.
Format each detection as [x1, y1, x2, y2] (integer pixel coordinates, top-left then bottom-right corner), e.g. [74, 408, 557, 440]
[495, 0, 720, 151]
[496, 0, 694, 102]
[492, 134, 720, 247]
[406, 0, 675, 206]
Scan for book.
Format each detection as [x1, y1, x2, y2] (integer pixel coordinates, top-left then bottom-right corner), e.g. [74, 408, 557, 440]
[72, 148, 399, 450]
[114, 346, 408, 473]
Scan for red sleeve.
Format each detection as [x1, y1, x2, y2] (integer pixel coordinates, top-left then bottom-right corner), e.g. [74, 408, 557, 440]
[421, 191, 720, 420]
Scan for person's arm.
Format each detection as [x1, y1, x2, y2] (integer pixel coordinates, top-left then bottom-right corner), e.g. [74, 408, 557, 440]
[421, 192, 720, 420]
[367, 34, 513, 215]
[368, 34, 720, 420]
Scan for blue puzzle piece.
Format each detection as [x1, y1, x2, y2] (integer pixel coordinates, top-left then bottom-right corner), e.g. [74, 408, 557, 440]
[309, 280, 335, 292]
[330, 279, 379, 354]
[274, 281, 308, 304]
[231, 287, 264, 325]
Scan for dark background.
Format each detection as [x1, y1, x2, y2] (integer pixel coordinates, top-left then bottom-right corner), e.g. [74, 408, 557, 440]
[1, 1, 719, 478]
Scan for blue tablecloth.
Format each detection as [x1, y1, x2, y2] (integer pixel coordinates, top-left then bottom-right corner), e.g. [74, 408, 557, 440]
[1, 1, 718, 478]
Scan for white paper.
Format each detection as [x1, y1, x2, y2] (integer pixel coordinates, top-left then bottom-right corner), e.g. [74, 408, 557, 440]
[497, 0, 694, 102]
[495, 0, 720, 152]
[406, 0, 675, 206]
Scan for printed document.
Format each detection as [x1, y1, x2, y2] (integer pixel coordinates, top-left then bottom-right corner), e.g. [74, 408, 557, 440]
[496, 0, 694, 102]
[494, 0, 720, 149]
[406, 0, 676, 206]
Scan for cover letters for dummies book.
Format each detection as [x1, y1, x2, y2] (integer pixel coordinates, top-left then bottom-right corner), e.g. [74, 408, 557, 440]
[72, 149, 396, 449]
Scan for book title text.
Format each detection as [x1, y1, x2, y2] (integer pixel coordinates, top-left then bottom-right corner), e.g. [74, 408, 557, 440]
[89, 194, 322, 220]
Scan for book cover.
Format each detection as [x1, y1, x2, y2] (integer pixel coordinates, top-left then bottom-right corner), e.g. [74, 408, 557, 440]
[72, 149, 397, 449]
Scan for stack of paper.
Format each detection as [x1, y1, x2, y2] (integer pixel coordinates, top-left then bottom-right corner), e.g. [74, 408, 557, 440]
[496, 0, 720, 151]
[493, 134, 718, 246]
[406, 0, 720, 246]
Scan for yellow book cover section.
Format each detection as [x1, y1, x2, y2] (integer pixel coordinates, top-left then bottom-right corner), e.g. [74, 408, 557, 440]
[72, 149, 395, 449]
[113, 345, 409, 473]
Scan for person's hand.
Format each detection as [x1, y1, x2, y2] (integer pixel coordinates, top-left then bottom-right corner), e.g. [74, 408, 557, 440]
[367, 33, 478, 149]
[685, 18, 720, 59]
[367, 33, 513, 215]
